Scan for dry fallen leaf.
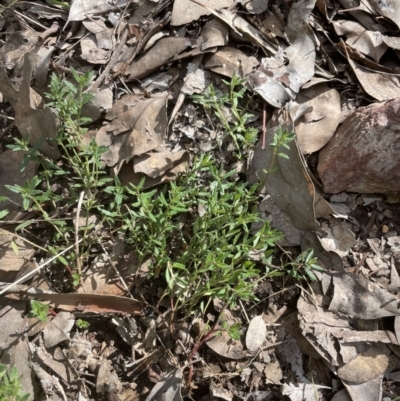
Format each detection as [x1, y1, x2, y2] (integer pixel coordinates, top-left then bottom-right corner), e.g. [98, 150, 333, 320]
[0, 229, 35, 282]
[248, 109, 323, 234]
[246, 315, 266, 352]
[294, 84, 342, 154]
[249, 34, 315, 108]
[144, 369, 183, 401]
[337, 345, 389, 383]
[14, 53, 60, 159]
[206, 329, 246, 360]
[97, 94, 168, 167]
[42, 312, 75, 348]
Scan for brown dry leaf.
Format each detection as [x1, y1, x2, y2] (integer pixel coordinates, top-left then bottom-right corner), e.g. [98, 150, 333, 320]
[96, 360, 122, 396]
[242, 0, 270, 14]
[125, 37, 196, 82]
[0, 304, 26, 349]
[97, 94, 168, 167]
[206, 330, 246, 360]
[332, 20, 387, 62]
[200, 18, 229, 50]
[328, 272, 400, 319]
[204, 47, 259, 78]
[338, 345, 388, 383]
[395, 316, 400, 346]
[297, 287, 352, 366]
[83, 19, 114, 53]
[0, 31, 39, 81]
[15, 53, 60, 159]
[171, 0, 234, 26]
[8, 337, 35, 401]
[68, 0, 125, 22]
[264, 360, 283, 384]
[0, 229, 35, 282]
[144, 369, 182, 401]
[249, 34, 315, 108]
[319, 218, 356, 257]
[282, 383, 330, 401]
[133, 150, 189, 178]
[338, 330, 398, 345]
[31, 362, 64, 398]
[42, 312, 75, 348]
[370, 0, 400, 29]
[331, 389, 352, 401]
[251, 195, 303, 247]
[34, 345, 78, 384]
[246, 315, 266, 352]
[80, 34, 110, 65]
[209, 381, 233, 401]
[300, 232, 344, 272]
[318, 97, 400, 194]
[342, 375, 383, 401]
[347, 52, 400, 101]
[285, 0, 317, 43]
[10, 291, 144, 314]
[78, 237, 139, 295]
[194, 1, 276, 53]
[119, 150, 189, 188]
[294, 84, 342, 154]
[248, 109, 323, 234]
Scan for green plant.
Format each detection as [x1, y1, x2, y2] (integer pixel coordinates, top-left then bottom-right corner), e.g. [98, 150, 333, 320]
[0, 365, 29, 401]
[190, 71, 258, 159]
[282, 249, 324, 282]
[6, 68, 113, 279]
[121, 154, 283, 316]
[76, 319, 90, 329]
[30, 300, 49, 322]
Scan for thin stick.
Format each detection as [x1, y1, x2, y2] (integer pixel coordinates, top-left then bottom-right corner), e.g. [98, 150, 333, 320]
[0, 228, 49, 253]
[0, 240, 83, 295]
[75, 191, 85, 291]
[261, 101, 266, 150]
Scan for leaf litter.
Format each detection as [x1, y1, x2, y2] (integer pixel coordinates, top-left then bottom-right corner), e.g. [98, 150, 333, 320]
[1, 0, 400, 400]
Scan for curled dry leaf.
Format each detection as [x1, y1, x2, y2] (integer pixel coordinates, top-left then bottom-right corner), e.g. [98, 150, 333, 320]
[119, 149, 189, 189]
[249, 34, 315, 108]
[370, 0, 400, 29]
[332, 20, 387, 62]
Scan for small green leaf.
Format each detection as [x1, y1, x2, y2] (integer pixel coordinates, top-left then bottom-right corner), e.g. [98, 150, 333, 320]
[0, 210, 9, 219]
[10, 240, 19, 255]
